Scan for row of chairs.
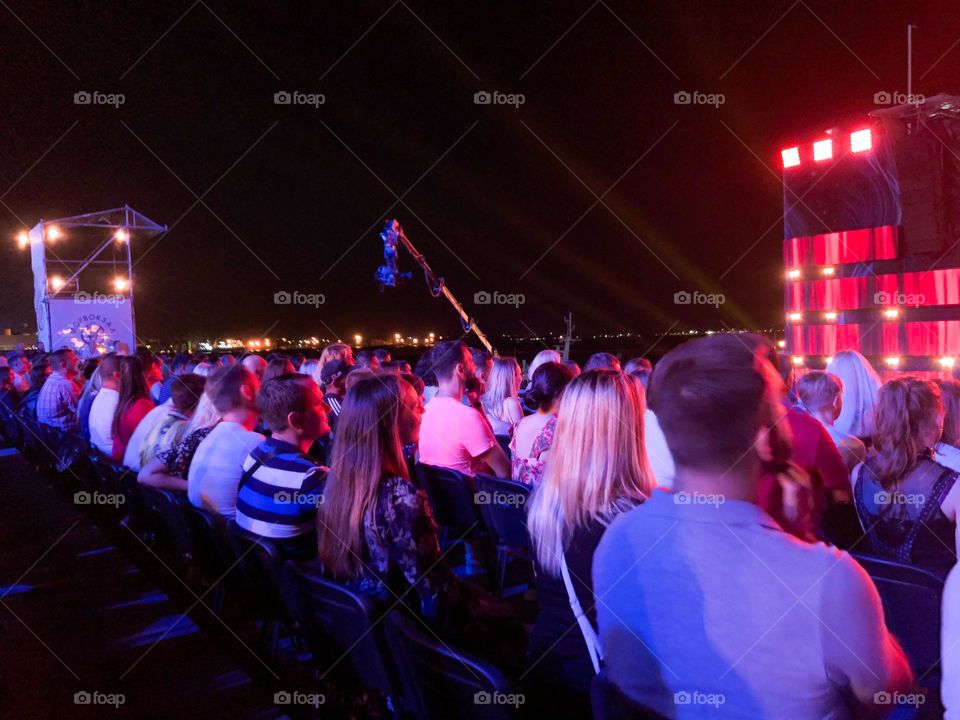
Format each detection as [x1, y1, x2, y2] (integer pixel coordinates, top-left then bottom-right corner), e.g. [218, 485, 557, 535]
[11, 415, 529, 718]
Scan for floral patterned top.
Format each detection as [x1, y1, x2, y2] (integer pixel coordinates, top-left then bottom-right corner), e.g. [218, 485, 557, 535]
[156, 423, 218, 479]
[510, 416, 557, 486]
[350, 475, 455, 622]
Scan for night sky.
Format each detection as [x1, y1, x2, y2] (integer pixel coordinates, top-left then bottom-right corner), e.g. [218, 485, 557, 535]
[1, 0, 958, 346]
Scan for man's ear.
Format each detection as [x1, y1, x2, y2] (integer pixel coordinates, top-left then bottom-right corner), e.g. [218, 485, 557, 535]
[754, 424, 775, 463]
[240, 383, 255, 402]
[286, 411, 301, 432]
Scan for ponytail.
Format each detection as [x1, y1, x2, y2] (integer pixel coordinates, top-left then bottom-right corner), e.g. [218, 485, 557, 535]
[872, 378, 941, 488]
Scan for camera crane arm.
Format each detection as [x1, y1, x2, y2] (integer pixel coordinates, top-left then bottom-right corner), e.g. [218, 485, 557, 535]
[376, 219, 495, 355]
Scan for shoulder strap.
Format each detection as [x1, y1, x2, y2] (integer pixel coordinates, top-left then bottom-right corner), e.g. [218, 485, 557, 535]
[238, 446, 284, 491]
[559, 552, 602, 674]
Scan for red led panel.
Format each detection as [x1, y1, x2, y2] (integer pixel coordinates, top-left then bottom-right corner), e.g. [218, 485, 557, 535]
[783, 225, 898, 266]
[904, 321, 960, 356]
[786, 277, 869, 312]
[880, 324, 901, 355]
[901, 269, 960, 307]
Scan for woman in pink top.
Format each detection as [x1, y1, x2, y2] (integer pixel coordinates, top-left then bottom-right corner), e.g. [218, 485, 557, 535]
[112, 355, 155, 462]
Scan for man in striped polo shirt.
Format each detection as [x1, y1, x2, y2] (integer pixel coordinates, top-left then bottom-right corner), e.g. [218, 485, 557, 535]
[236, 373, 330, 559]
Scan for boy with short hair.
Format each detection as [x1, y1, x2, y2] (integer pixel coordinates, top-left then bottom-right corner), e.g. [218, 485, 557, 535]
[235, 373, 330, 559]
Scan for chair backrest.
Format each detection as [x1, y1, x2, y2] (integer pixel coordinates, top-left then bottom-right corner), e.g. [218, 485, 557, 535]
[137, 486, 192, 561]
[289, 562, 395, 697]
[474, 475, 530, 550]
[180, 503, 239, 581]
[382, 609, 513, 720]
[227, 523, 299, 622]
[415, 463, 482, 532]
[851, 552, 944, 676]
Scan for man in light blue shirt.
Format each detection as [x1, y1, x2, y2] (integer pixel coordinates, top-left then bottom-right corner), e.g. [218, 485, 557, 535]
[594, 334, 913, 719]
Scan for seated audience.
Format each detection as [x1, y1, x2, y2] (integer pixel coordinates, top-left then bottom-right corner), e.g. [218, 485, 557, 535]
[111, 355, 155, 462]
[797, 370, 867, 471]
[17, 357, 50, 422]
[853, 377, 960, 571]
[138, 374, 205, 469]
[481, 356, 524, 436]
[241, 353, 267, 380]
[583, 351, 621, 372]
[138, 349, 164, 404]
[355, 350, 379, 369]
[36, 348, 80, 432]
[7, 351, 30, 393]
[594, 333, 914, 718]
[317, 375, 460, 623]
[320, 359, 350, 423]
[935, 379, 960, 473]
[0, 367, 19, 415]
[827, 350, 882, 440]
[319, 342, 354, 369]
[263, 356, 296, 384]
[156, 353, 190, 404]
[88, 354, 121, 455]
[138, 386, 222, 491]
[511, 361, 574, 485]
[526, 370, 653, 718]
[623, 356, 652, 388]
[235, 374, 329, 559]
[77, 365, 102, 442]
[521, 349, 563, 409]
[418, 340, 510, 478]
[187, 365, 263, 516]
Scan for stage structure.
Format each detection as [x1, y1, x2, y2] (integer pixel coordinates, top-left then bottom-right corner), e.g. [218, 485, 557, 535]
[781, 94, 960, 375]
[26, 206, 166, 356]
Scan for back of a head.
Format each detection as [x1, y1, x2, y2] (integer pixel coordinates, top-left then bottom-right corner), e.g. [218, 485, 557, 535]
[470, 348, 492, 372]
[623, 357, 653, 375]
[319, 374, 405, 577]
[528, 361, 575, 411]
[319, 342, 351, 367]
[344, 366, 378, 391]
[171, 374, 206, 414]
[173, 352, 191, 372]
[355, 350, 377, 368]
[136, 347, 158, 374]
[99, 352, 121, 379]
[649, 334, 769, 474]
[431, 340, 466, 382]
[796, 371, 843, 415]
[257, 373, 315, 433]
[118, 355, 147, 401]
[241, 353, 267, 377]
[206, 364, 257, 413]
[413, 346, 437, 386]
[583, 352, 621, 373]
[373, 348, 391, 363]
[528, 349, 562, 382]
[872, 377, 942, 486]
[529, 369, 652, 575]
[826, 350, 881, 435]
[263, 357, 296, 384]
[936, 379, 960, 447]
[49, 348, 72, 371]
[29, 357, 50, 388]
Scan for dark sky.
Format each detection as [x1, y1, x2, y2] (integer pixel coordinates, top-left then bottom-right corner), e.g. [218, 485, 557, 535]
[0, 0, 958, 344]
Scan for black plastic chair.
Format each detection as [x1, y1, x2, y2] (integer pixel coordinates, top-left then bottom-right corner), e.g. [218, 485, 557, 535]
[414, 463, 483, 534]
[851, 552, 944, 679]
[180, 503, 241, 614]
[382, 609, 514, 720]
[474, 475, 532, 592]
[289, 562, 398, 710]
[137, 486, 193, 570]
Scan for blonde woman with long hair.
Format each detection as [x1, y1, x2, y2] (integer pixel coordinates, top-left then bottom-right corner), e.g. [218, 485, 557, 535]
[481, 356, 524, 436]
[524, 369, 654, 718]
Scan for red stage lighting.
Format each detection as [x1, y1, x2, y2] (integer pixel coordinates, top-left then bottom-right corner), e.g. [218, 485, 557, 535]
[850, 128, 872, 153]
[781, 147, 800, 169]
[813, 139, 833, 162]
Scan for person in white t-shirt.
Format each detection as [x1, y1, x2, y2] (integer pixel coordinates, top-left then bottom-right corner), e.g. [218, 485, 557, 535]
[419, 341, 510, 478]
[88, 353, 121, 456]
[187, 364, 263, 517]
